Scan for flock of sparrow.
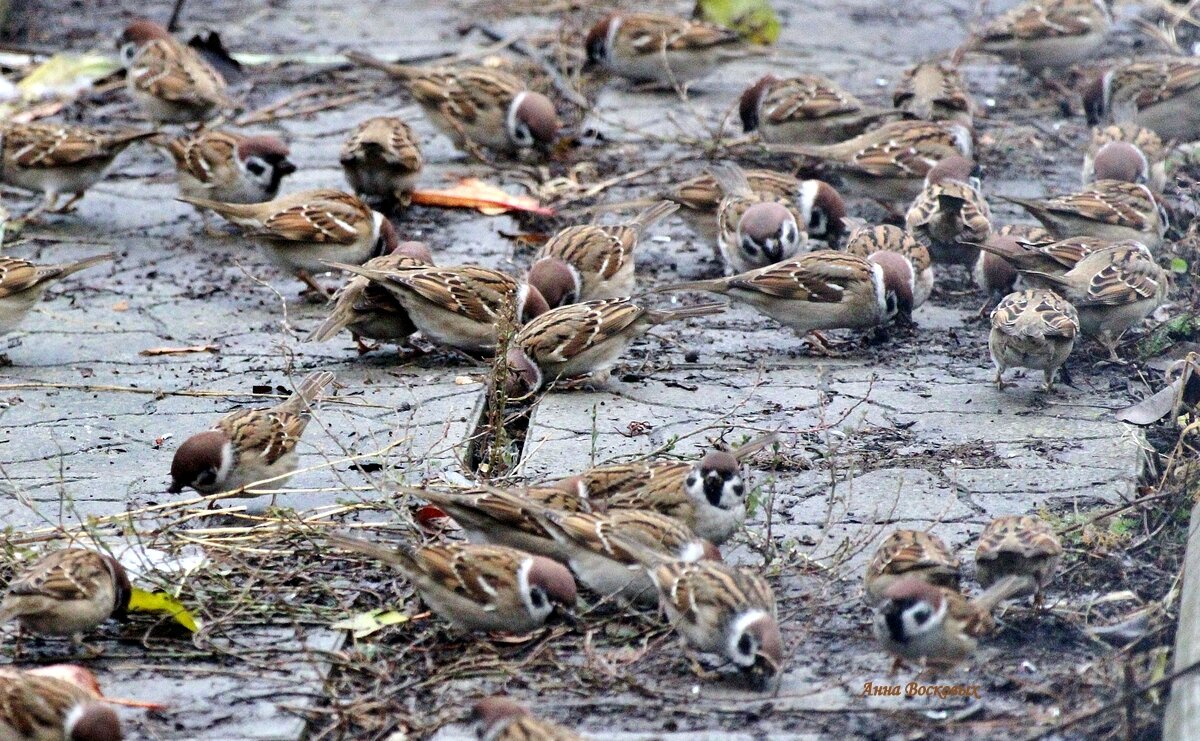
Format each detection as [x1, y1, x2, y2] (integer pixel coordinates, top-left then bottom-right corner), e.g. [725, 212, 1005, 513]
[0, 0, 1185, 738]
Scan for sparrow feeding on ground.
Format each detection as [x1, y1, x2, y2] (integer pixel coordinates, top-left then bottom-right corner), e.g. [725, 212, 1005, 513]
[0, 667, 123, 741]
[0, 123, 155, 217]
[0, 254, 113, 336]
[975, 233, 1112, 291]
[504, 298, 723, 395]
[970, 0, 1112, 72]
[989, 288, 1079, 390]
[844, 224, 933, 317]
[1083, 57, 1200, 142]
[770, 119, 974, 204]
[973, 223, 1058, 297]
[179, 189, 397, 294]
[893, 59, 975, 126]
[709, 162, 809, 274]
[864, 530, 961, 605]
[306, 241, 434, 352]
[975, 515, 1063, 607]
[325, 263, 549, 355]
[168, 371, 334, 496]
[0, 548, 130, 641]
[340, 116, 424, 206]
[1001, 179, 1167, 249]
[739, 74, 903, 145]
[161, 130, 295, 206]
[118, 19, 232, 123]
[345, 52, 559, 160]
[528, 200, 679, 307]
[905, 155, 992, 267]
[1022, 242, 1167, 360]
[1083, 124, 1165, 191]
[469, 697, 583, 741]
[327, 534, 576, 634]
[585, 12, 742, 87]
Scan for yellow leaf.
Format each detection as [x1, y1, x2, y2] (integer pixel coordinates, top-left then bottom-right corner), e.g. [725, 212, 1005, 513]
[17, 53, 120, 101]
[127, 587, 199, 633]
[331, 609, 410, 638]
[694, 0, 781, 44]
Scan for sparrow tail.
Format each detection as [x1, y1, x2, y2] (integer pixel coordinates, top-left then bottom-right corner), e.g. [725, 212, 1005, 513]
[972, 574, 1032, 613]
[107, 130, 160, 149]
[731, 431, 781, 461]
[344, 51, 416, 80]
[175, 195, 256, 219]
[53, 253, 116, 280]
[646, 302, 726, 324]
[707, 162, 754, 199]
[630, 200, 681, 232]
[654, 278, 730, 295]
[326, 532, 421, 573]
[281, 370, 335, 411]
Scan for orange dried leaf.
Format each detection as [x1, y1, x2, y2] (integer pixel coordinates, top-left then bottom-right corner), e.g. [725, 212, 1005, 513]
[139, 345, 219, 357]
[410, 179, 555, 216]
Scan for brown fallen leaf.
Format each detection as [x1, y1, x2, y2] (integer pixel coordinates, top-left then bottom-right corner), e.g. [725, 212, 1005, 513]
[112, 300, 129, 312]
[410, 178, 555, 216]
[139, 345, 219, 357]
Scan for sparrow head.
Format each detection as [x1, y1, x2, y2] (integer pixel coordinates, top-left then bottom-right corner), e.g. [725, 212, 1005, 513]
[508, 92, 561, 152]
[519, 284, 551, 324]
[1092, 141, 1149, 184]
[392, 240, 434, 264]
[169, 429, 232, 494]
[799, 180, 847, 244]
[924, 155, 982, 189]
[65, 703, 123, 741]
[373, 214, 400, 257]
[521, 555, 578, 619]
[686, 450, 744, 510]
[739, 75, 778, 133]
[237, 136, 296, 195]
[584, 15, 618, 68]
[504, 347, 543, 398]
[1080, 70, 1109, 126]
[728, 610, 784, 689]
[469, 696, 528, 738]
[738, 202, 803, 264]
[100, 554, 133, 619]
[867, 251, 915, 323]
[527, 258, 581, 308]
[878, 576, 950, 645]
[117, 19, 170, 64]
[974, 249, 1017, 297]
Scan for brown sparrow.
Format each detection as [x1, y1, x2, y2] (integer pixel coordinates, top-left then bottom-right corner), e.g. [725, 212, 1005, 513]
[989, 288, 1079, 390]
[345, 52, 559, 159]
[844, 224, 933, 316]
[1083, 57, 1200, 142]
[528, 200, 679, 307]
[864, 530, 960, 606]
[0, 254, 113, 336]
[1001, 179, 1167, 249]
[161, 130, 295, 205]
[771, 119, 974, 204]
[873, 575, 1026, 670]
[975, 515, 1063, 607]
[975, 233, 1111, 291]
[739, 74, 903, 145]
[325, 263, 550, 355]
[470, 697, 582, 741]
[1083, 124, 1166, 191]
[0, 548, 130, 641]
[892, 60, 974, 126]
[179, 189, 398, 294]
[168, 371, 335, 495]
[118, 19, 232, 123]
[585, 12, 741, 87]
[0, 123, 155, 216]
[970, 0, 1111, 72]
[1023, 242, 1167, 359]
[327, 534, 576, 633]
[0, 667, 122, 741]
[973, 223, 1055, 297]
[505, 298, 724, 394]
[905, 155, 992, 267]
[710, 162, 809, 274]
[340, 116, 423, 206]
[306, 241, 434, 352]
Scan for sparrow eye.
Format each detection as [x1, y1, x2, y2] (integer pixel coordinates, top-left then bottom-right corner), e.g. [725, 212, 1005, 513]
[737, 633, 754, 656]
[245, 159, 266, 177]
[119, 42, 138, 66]
[528, 586, 547, 610]
[911, 606, 932, 625]
[741, 236, 759, 255]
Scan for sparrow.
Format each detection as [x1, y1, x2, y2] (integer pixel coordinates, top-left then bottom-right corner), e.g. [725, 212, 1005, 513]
[975, 515, 1063, 607]
[528, 200, 679, 307]
[1083, 124, 1166, 191]
[1022, 242, 1167, 359]
[873, 575, 1026, 670]
[345, 52, 560, 159]
[739, 74, 904, 145]
[469, 697, 583, 741]
[118, 19, 232, 123]
[1000, 179, 1167, 249]
[770, 119, 974, 203]
[306, 241, 434, 352]
[970, 0, 1112, 72]
[710, 162, 809, 274]
[892, 59, 974, 126]
[666, 168, 846, 247]
[327, 534, 577, 633]
[864, 530, 961, 605]
[504, 298, 724, 394]
[1083, 57, 1200, 142]
[975, 232, 1113, 290]
[904, 155, 992, 267]
[538, 508, 719, 606]
[168, 371, 335, 496]
[0, 548, 130, 641]
[161, 130, 295, 205]
[973, 223, 1057, 297]
[989, 288, 1080, 390]
[0, 254, 113, 336]
[0, 123, 156, 216]
[0, 668, 123, 741]
[178, 189, 398, 294]
[843, 224, 933, 316]
[340, 116, 424, 206]
[324, 263, 550, 355]
[584, 12, 742, 87]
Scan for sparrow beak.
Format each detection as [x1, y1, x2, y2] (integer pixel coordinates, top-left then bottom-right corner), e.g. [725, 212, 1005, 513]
[745, 654, 781, 692]
[167, 480, 183, 494]
[277, 158, 298, 176]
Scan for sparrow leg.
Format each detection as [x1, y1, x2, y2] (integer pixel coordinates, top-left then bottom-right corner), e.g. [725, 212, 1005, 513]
[51, 192, 85, 213]
[994, 368, 1009, 390]
[1043, 369, 1055, 392]
[889, 656, 904, 675]
[801, 331, 845, 357]
[23, 192, 56, 222]
[296, 271, 332, 299]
